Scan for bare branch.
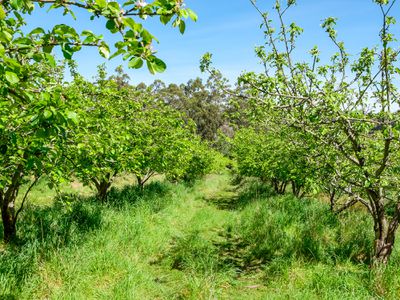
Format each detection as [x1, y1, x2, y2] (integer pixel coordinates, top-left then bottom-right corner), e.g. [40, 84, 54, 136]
[14, 176, 40, 226]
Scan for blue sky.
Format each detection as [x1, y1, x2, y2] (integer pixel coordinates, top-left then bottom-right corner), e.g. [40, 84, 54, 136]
[24, 0, 399, 84]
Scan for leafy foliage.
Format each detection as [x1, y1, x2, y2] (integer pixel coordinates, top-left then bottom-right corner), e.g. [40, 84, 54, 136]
[65, 65, 212, 197]
[203, 0, 400, 264]
[233, 127, 318, 197]
[0, 0, 197, 240]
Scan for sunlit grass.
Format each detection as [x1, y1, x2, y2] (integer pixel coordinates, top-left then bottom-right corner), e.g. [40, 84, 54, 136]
[1, 174, 399, 299]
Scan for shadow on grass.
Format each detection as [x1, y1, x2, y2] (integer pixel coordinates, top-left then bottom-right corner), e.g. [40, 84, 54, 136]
[204, 177, 376, 276]
[0, 193, 103, 297]
[213, 193, 375, 274]
[205, 178, 275, 210]
[0, 180, 171, 297]
[105, 181, 170, 211]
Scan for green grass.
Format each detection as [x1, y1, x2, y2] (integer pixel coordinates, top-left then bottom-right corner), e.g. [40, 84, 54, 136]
[1, 174, 400, 299]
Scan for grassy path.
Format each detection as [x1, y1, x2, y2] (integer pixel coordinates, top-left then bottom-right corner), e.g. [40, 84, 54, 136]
[13, 174, 265, 299]
[4, 173, 400, 299]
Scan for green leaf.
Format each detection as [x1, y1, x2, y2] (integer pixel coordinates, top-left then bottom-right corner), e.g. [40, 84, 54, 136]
[180, 9, 189, 19]
[45, 53, 56, 67]
[43, 45, 54, 54]
[99, 44, 110, 59]
[152, 58, 167, 73]
[106, 19, 116, 31]
[107, 2, 120, 15]
[67, 111, 78, 124]
[0, 31, 12, 43]
[10, 0, 23, 10]
[140, 29, 153, 43]
[30, 27, 45, 35]
[5, 71, 19, 84]
[95, 0, 107, 8]
[146, 60, 155, 74]
[160, 14, 173, 25]
[43, 110, 52, 119]
[122, 17, 136, 30]
[179, 20, 186, 34]
[128, 57, 143, 69]
[187, 8, 198, 22]
[109, 49, 126, 59]
[0, 5, 6, 20]
[61, 44, 73, 59]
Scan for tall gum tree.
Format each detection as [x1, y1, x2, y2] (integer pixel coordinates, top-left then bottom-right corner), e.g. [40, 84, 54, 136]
[0, 0, 196, 241]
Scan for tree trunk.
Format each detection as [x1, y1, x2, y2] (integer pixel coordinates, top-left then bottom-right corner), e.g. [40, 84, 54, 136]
[373, 216, 396, 264]
[136, 175, 144, 191]
[136, 171, 155, 191]
[92, 176, 112, 202]
[291, 180, 296, 196]
[98, 180, 111, 201]
[279, 181, 287, 194]
[291, 181, 303, 198]
[329, 189, 336, 212]
[0, 168, 23, 243]
[369, 190, 400, 265]
[272, 179, 279, 194]
[2, 202, 16, 243]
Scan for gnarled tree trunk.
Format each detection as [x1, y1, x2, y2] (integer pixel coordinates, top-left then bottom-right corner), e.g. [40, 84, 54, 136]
[373, 215, 397, 264]
[92, 174, 113, 202]
[272, 179, 287, 195]
[0, 168, 23, 243]
[1, 200, 16, 243]
[368, 190, 400, 264]
[291, 180, 304, 198]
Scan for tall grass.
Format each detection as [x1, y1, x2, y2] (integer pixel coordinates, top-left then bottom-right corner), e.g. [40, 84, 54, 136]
[222, 181, 400, 299]
[1, 174, 400, 299]
[0, 181, 172, 298]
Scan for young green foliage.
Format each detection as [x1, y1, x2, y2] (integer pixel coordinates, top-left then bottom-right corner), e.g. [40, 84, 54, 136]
[64, 66, 139, 200]
[203, 0, 400, 264]
[0, 61, 76, 242]
[0, 0, 196, 241]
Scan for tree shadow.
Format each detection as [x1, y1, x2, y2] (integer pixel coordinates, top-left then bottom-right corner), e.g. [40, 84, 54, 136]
[0, 193, 103, 296]
[0, 180, 171, 296]
[211, 193, 375, 279]
[206, 178, 375, 279]
[0, 294, 17, 300]
[105, 181, 170, 211]
[205, 178, 275, 210]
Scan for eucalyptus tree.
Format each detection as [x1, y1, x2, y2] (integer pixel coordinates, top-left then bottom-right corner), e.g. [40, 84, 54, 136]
[153, 77, 227, 143]
[109, 65, 131, 88]
[0, 0, 196, 241]
[203, 0, 400, 264]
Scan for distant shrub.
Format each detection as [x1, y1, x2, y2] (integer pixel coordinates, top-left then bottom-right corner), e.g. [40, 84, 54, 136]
[209, 150, 232, 175]
[181, 143, 214, 183]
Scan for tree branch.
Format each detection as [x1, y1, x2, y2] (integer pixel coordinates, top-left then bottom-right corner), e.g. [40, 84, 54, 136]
[14, 176, 40, 226]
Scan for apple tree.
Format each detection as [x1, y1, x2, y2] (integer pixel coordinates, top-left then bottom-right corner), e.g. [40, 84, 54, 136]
[0, 0, 196, 241]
